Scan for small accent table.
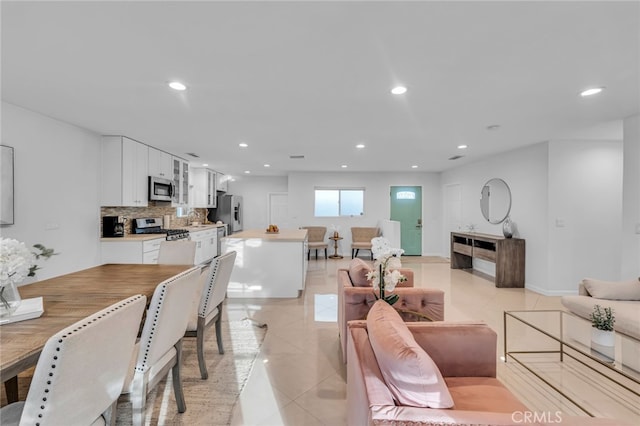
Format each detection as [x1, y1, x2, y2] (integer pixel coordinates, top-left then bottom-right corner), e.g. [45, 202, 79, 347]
[329, 236, 343, 259]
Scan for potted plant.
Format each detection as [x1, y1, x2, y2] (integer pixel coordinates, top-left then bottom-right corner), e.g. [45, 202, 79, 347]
[589, 304, 615, 348]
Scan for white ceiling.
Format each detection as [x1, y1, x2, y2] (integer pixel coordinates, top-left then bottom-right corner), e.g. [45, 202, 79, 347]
[2, 1, 638, 178]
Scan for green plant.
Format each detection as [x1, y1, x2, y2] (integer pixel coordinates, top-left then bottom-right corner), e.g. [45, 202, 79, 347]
[589, 304, 615, 331]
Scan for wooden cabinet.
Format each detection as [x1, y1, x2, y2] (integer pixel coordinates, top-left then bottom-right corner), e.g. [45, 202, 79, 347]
[172, 157, 189, 207]
[101, 136, 149, 207]
[216, 172, 228, 192]
[190, 168, 217, 208]
[148, 147, 173, 179]
[450, 232, 525, 288]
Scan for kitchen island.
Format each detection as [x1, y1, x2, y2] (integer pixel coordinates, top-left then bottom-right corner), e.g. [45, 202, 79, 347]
[222, 228, 308, 298]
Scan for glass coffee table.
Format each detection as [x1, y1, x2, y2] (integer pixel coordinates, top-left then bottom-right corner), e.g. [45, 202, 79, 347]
[504, 310, 640, 416]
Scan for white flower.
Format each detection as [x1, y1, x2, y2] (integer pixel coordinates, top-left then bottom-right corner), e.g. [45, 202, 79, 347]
[0, 238, 35, 286]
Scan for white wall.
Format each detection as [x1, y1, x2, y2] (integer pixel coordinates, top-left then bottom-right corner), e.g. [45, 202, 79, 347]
[621, 114, 640, 278]
[287, 171, 442, 256]
[547, 140, 623, 291]
[227, 176, 288, 231]
[0, 102, 102, 281]
[441, 143, 549, 289]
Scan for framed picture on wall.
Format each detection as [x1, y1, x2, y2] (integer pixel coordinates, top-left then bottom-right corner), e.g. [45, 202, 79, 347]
[1, 145, 15, 225]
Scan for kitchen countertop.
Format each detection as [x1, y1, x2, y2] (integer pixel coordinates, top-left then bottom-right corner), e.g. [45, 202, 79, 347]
[223, 228, 307, 242]
[100, 223, 226, 242]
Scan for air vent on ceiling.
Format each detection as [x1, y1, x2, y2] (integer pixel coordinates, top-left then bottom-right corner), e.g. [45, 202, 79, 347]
[186, 152, 200, 158]
[289, 155, 305, 159]
[448, 155, 464, 161]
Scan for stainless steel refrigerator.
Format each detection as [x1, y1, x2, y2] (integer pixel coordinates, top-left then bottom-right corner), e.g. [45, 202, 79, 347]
[216, 195, 243, 234]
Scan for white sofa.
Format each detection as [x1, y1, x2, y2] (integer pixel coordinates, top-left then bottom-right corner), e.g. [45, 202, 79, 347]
[560, 278, 640, 340]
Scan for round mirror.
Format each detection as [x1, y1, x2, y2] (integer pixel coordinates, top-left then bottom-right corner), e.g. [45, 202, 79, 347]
[480, 178, 512, 224]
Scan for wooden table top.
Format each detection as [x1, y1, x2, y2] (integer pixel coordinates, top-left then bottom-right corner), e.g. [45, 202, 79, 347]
[0, 263, 192, 382]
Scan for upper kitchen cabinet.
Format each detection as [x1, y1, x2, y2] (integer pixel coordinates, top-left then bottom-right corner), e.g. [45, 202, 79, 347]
[216, 172, 228, 193]
[101, 136, 149, 207]
[190, 167, 217, 208]
[172, 156, 189, 207]
[148, 147, 173, 179]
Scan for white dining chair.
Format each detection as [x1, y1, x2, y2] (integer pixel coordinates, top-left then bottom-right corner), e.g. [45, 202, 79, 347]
[0, 294, 146, 426]
[157, 240, 197, 265]
[119, 265, 202, 426]
[185, 250, 237, 379]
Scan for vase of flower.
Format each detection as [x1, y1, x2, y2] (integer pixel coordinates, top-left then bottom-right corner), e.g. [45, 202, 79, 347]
[589, 304, 615, 360]
[366, 248, 406, 306]
[0, 239, 57, 318]
[0, 279, 22, 317]
[502, 216, 513, 238]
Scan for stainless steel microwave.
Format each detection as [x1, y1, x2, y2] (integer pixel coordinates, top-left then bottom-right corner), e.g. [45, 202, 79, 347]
[148, 176, 173, 202]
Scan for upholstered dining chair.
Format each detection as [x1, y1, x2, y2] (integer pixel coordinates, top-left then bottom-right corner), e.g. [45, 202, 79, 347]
[157, 240, 197, 265]
[185, 250, 237, 379]
[0, 294, 146, 426]
[119, 266, 202, 426]
[351, 227, 379, 260]
[301, 226, 328, 260]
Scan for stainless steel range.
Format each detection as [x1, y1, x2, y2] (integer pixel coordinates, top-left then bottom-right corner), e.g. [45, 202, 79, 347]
[131, 217, 190, 241]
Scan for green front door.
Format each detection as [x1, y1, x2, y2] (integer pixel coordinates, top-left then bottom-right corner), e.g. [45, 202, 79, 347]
[390, 186, 422, 255]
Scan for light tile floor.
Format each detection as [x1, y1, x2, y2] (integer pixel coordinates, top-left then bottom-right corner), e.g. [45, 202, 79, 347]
[228, 257, 639, 425]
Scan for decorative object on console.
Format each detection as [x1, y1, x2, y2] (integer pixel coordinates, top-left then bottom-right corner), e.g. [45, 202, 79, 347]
[0, 238, 56, 317]
[502, 216, 514, 238]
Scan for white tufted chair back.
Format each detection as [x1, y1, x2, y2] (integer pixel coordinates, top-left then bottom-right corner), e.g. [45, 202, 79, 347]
[135, 266, 201, 372]
[0, 295, 146, 426]
[157, 240, 197, 265]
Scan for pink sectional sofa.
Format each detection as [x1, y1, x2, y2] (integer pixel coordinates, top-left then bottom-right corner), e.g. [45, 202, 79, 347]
[347, 318, 630, 426]
[338, 260, 445, 362]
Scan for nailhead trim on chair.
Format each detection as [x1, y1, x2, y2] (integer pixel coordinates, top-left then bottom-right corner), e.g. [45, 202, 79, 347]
[199, 256, 221, 317]
[34, 295, 145, 425]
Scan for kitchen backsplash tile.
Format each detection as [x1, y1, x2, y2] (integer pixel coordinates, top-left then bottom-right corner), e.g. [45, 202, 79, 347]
[100, 205, 209, 235]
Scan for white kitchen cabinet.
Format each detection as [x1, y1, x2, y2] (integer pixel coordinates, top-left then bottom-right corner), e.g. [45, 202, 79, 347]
[190, 228, 217, 264]
[101, 136, 149, 207]
[101, 237, 163, 264]
[172, 157, 189, 207]
[148, 147, 173, 179]
[190, 168, 217, 208]
[216, 171, 228, 192]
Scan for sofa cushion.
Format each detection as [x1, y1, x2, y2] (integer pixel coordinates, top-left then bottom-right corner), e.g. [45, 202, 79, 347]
[582, 278, 640, 301]
[348, 258, 372, 287]
[366, 300, 454, 409]
[445, 377, 528, 413]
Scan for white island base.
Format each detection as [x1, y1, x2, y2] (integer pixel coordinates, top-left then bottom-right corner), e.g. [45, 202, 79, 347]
[222, 229, 308, 298]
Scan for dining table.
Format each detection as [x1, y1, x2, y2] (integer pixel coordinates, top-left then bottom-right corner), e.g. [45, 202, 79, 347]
[0, 263, 194, 404]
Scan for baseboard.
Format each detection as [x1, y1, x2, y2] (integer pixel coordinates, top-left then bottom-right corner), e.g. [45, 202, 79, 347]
[525, 284, 579, 296]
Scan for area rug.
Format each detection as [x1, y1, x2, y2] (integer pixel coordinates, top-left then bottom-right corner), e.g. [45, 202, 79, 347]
[114, 317, 267, 425]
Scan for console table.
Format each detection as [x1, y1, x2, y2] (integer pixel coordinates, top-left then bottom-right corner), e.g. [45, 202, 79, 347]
[450, 231, 525, 288]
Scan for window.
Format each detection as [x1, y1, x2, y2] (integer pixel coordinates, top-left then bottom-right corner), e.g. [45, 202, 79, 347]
[314, 188, 364, 217]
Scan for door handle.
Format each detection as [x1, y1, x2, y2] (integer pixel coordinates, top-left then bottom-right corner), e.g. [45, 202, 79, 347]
[416, 218, 422, 228]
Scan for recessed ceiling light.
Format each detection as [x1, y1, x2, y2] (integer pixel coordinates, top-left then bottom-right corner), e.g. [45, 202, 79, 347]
[356, 144, 365, 149]
[411, 165, 418, 169]
[341, 165, 348, 168]
[580, 87, 604, 97]
[457, 145, 468, 150]
[486, 125, 501, 131]
[264, 164, 270, 167]
[168, 81, 186, 91]
[239, 143, 248, 148]
[391, 86, 407, 95]
[202, 163, 209, 167]
[244, 170, 251, 174]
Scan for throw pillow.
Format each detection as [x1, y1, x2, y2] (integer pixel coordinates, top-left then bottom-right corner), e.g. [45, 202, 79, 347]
[582, 278, 640, 301]
[348, 258, 372, 287]
[366, 300, 454, 408]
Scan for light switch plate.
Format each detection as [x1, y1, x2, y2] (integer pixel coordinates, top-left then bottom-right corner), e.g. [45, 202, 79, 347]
[555, 218, 566, 228]
[635, 223, 640, 234]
